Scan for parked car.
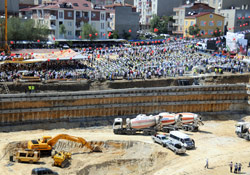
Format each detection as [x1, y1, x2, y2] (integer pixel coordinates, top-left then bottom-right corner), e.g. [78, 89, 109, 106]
[169, 131, 195, 149]
[152, 134, 186, 154]
[31, 167, 58, 175]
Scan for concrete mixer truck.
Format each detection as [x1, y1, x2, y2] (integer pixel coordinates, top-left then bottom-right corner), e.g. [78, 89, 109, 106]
[113, 114, 161, 135]
[159, 112, 203, 132]
[176, 112, 203, 132]
[235, 122, 250, 140]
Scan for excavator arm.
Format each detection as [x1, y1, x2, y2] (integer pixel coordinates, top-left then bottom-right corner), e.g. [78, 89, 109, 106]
[47, 134, 101, 152]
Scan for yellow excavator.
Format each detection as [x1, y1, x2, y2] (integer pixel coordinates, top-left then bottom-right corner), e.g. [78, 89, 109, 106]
[27, 134, 102, 153]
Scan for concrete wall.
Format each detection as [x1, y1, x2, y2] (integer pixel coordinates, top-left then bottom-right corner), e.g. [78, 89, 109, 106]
[115, 6, 139, 39]
[0, 0, 19, 15]
[156, 0, 186, 17]
[0, 84, 248, 130]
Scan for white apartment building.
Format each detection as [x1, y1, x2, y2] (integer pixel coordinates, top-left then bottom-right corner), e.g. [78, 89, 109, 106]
[134, 0, 189, 29]
[31, 0, 111, 40]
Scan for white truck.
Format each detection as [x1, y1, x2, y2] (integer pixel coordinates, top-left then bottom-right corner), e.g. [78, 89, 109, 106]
[152, 134, 186, 154]
[113, 114, 161, 135]
[235, 122, 250, 140]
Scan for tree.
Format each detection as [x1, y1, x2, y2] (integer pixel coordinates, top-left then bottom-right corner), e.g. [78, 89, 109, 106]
[80, 23, 98, 40]
[109, 30, 119, 39]
[122, 30, 131, 40]
[150, 15, 172, 34]
[59, 24, 66, 38]
[0, 18, 49, 42]
[188, 25, 200, 36]
[213, 27, 223, 37]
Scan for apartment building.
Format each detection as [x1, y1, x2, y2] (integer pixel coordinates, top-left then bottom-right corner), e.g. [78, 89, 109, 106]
[173, 2, 214, 35]
[183, 12, 224, 38]
[105, 3, 139, 39]
[134, 0, 189, 29]
[199, 0, 250, 13]
[220, 9, 250, 33]
[31, 0, 111, 40]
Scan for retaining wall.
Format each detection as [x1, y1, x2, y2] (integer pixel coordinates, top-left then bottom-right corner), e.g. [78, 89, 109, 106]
[0, 84, 248, 130]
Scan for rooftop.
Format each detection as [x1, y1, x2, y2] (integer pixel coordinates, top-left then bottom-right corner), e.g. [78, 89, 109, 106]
[185, 12, 224, 19]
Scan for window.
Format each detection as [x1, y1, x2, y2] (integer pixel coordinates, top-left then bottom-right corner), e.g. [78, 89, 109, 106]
[180, 19, 183, 24]
[209, 14, 213, 18]
[92, 13, 96, 18]
[185, 21, 188, 26]
[101, 14, 105, 20]
[200, 30, 205, 35]
[68, 12, 72, 17]
[73, 3, 78, 6]
[101, 23, 104, 29]
[59, 12, 63, 19]
[190, 21, 194, 26]
[217, 21, 222, 26]
[68, 22, 72, 26]
[213, 0, 216, 5]
[209, 21, 214, 26]
[208, 29, 213, 35]
[68, 31, 72, 36]
[83, 3, 88, 7]
[201, 21, 206, 26]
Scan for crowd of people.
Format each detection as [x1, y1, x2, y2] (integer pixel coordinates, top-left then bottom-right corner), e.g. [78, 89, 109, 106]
[0, 40, 249, 82]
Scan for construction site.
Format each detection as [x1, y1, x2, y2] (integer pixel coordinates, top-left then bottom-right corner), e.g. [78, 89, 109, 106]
[0, 74, 250, 175]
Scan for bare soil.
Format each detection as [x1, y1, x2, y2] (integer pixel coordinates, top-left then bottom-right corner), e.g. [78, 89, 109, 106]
[1, 114, 250, 175]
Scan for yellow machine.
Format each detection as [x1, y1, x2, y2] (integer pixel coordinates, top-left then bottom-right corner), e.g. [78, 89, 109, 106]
[27, 134, 101, 152]
[52, 151, 71, 168]
[15, 149, 40, 163]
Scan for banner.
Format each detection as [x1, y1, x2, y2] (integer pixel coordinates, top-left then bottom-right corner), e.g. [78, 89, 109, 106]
[237, 38, 248, 55]
[226, 32, 245, 53]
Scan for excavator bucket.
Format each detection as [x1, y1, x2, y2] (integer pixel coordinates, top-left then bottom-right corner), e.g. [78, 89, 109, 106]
[92, 145, 102, 152]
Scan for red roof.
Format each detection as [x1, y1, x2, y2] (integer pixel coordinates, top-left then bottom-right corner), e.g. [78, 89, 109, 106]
[185, 12, 224, 19]
[105, 3, 136, 9]
[191, 3, 215, 10]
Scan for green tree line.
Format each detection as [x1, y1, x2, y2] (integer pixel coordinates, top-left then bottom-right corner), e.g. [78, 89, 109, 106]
[0, 17, 49, 43]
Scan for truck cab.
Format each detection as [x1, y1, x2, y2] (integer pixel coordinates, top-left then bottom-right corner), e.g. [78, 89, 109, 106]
[235, 122, 250, 140]
[113, 118, 124, 134]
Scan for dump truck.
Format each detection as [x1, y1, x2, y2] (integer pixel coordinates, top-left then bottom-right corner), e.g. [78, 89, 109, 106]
[113, 114, 162, 135]
[235, 122, 250, 140]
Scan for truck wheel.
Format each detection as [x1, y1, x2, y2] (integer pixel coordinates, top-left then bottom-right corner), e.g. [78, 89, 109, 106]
[29, 160, 33, 164]
[143, 130, 148, 136]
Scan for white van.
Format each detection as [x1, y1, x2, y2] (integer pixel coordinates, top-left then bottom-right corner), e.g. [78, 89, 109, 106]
[169, 131, 195, 149]
[195, 42, 207, 51]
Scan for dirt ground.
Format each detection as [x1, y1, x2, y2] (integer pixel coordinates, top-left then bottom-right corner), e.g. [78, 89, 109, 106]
[1, 114, 250, 175]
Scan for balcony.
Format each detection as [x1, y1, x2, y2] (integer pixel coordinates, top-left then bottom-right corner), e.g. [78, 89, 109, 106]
[173, 23, 179, 26]
[107, 18, 112, 22]
[146, 12, 152, 16]
[50, 25, 56, 30]
[107, 27, 112, 32]
[173, 15, 178, 20]
[49, 15, 56, 20]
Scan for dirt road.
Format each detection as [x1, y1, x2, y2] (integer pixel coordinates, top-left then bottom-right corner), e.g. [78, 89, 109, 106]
[1, 115, 250, 175]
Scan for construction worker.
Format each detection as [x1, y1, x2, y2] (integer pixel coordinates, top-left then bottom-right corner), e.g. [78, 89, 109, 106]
[238, 163, 242, 173]
[28, 86, 32, 93]
[31, 86, 35, 93]
[229, 161, 233, 173]
[204, 158, 209, 169]
[234, 163, 238, 173]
